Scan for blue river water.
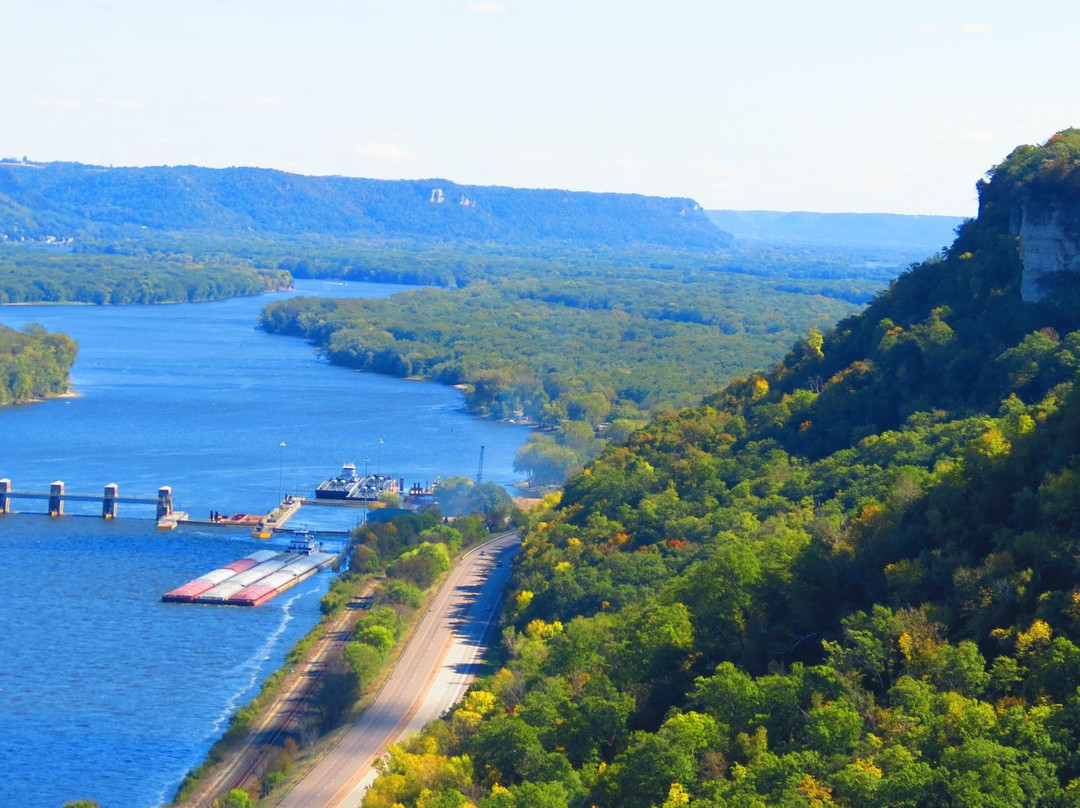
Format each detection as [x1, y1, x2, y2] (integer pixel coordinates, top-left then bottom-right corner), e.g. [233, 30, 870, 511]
[0, 280, 532, 807]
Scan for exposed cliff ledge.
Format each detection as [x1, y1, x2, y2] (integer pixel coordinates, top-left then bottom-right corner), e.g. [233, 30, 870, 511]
[1013, 200, 1080, 302]
[974, 129, 1080, 304]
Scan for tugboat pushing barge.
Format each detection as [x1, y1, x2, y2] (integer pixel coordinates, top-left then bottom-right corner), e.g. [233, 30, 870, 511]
[288, 530, 321, 555]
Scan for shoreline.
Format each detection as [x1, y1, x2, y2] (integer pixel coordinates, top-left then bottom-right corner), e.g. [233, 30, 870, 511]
[0, 282, 291, 309]
[173, 531, 522, 806]
[3, 279, 533, 807]
[8, 389, 81, 407]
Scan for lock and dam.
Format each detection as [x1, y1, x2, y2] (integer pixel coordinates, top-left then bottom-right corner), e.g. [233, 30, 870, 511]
[0, 478, 355, 537]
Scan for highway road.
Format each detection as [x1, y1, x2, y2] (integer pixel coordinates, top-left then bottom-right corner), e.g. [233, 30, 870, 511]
[276, 531, 521, 807]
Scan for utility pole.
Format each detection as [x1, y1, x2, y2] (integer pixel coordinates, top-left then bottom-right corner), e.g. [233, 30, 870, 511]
[476, 445, 485, 484]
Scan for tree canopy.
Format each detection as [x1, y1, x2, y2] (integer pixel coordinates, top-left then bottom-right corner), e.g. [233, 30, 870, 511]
[0, 322, 76, 405]
[0, 244, 289, 305]
[358, 131, 1080, 808]
[260, 245, 881, 483]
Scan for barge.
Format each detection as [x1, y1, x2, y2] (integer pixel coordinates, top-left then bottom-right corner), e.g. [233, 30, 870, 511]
[162, 547, 336, 607]
[161, 550, 279, 602]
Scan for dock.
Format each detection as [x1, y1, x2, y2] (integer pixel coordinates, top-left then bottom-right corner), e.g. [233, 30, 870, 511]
[179, 495, 304, 537]
[296, 496, 370, 508]
[178, 495, 354, 538]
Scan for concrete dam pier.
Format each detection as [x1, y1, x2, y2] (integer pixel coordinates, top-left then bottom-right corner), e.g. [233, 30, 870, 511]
[0, 478, 354, 536]
[0, 478, 180, 527]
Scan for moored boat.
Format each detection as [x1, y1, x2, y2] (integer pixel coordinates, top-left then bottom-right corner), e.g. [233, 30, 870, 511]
[315, 462, 360, 499]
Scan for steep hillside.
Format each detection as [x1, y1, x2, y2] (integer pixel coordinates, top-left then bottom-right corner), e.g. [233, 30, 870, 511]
[358, 132, 1080, 807]
[0, 160, 731, 251]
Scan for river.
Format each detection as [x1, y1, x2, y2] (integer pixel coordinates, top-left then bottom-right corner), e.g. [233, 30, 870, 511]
[0, 280, 531, 807]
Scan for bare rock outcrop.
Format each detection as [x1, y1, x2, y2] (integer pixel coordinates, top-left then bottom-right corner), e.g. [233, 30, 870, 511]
[1013, 200, 1080, 302]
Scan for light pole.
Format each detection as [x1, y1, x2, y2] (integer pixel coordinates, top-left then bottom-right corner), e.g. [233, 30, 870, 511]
[377, 438, 384, 475]
[364, 456, 370, 476]
[278, 441, 286, 503]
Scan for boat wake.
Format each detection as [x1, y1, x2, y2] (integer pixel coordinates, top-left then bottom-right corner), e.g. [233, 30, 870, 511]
[155, 584, 321, 807]
[207, 586, 317, 738]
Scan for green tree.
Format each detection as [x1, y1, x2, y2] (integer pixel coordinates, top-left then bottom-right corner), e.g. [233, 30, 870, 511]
[220, 790, 254, 808]
[388, 542, 451, 587]
[603, 712, 719, 808]
[805, 700, 863, 756]
[355, 624, 397, 656]
[344, 641, 384, 684]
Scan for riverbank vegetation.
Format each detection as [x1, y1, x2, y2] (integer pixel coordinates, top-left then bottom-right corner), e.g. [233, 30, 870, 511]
[1, 225, 900, 477]
[260, 250, 883, 485]
[356, 131, 1080, 807]
[171, 504, 516, 805]
[0, 322, 76, 405]
[1, 158, 928, 485]
[1, 161, 939, 483]
[260, 511, 507, 800]
[0, 244, 290, 305]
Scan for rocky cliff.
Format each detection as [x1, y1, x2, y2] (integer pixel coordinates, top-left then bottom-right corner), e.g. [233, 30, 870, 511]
[978, 129, 1080, 303]
[1013, 198, 1080, 302]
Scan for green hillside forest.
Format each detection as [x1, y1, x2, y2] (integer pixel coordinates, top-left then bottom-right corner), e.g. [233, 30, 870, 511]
[0, 160, 730, 251]
[358, 130, 1080, 807]
[0, 323, 76, 405]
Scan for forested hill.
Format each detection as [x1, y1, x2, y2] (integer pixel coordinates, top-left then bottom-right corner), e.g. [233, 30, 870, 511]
[0, 160, 731, 251]
[361, 132, 1080, 807]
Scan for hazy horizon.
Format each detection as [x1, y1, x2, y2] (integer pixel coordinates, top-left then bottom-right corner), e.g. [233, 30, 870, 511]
[4, 1, 1078, 217]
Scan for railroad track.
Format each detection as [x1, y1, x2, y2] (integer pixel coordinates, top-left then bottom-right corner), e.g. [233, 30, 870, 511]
[221, 644, 330, 792]
[177, 582, 377, 807]
[276, 532, 521, 807]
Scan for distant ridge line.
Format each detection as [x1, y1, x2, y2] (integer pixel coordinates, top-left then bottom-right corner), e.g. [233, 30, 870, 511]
[706, 208, 964, 251]
[0, 160, 733, 251]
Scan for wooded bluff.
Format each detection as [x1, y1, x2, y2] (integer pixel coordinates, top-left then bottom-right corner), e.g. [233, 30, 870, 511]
[356, 131, 1080, 808]
[0, 160, 730, 251]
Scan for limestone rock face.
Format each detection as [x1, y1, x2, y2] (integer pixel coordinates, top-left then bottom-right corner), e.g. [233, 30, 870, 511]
[1015, 201, 1080, 302]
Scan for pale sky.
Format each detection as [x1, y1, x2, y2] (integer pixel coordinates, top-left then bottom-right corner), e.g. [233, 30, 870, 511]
[3, 0, 1078, 216]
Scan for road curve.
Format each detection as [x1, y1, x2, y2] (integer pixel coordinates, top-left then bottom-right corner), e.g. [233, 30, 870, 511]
[276, 531, 521, 808]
